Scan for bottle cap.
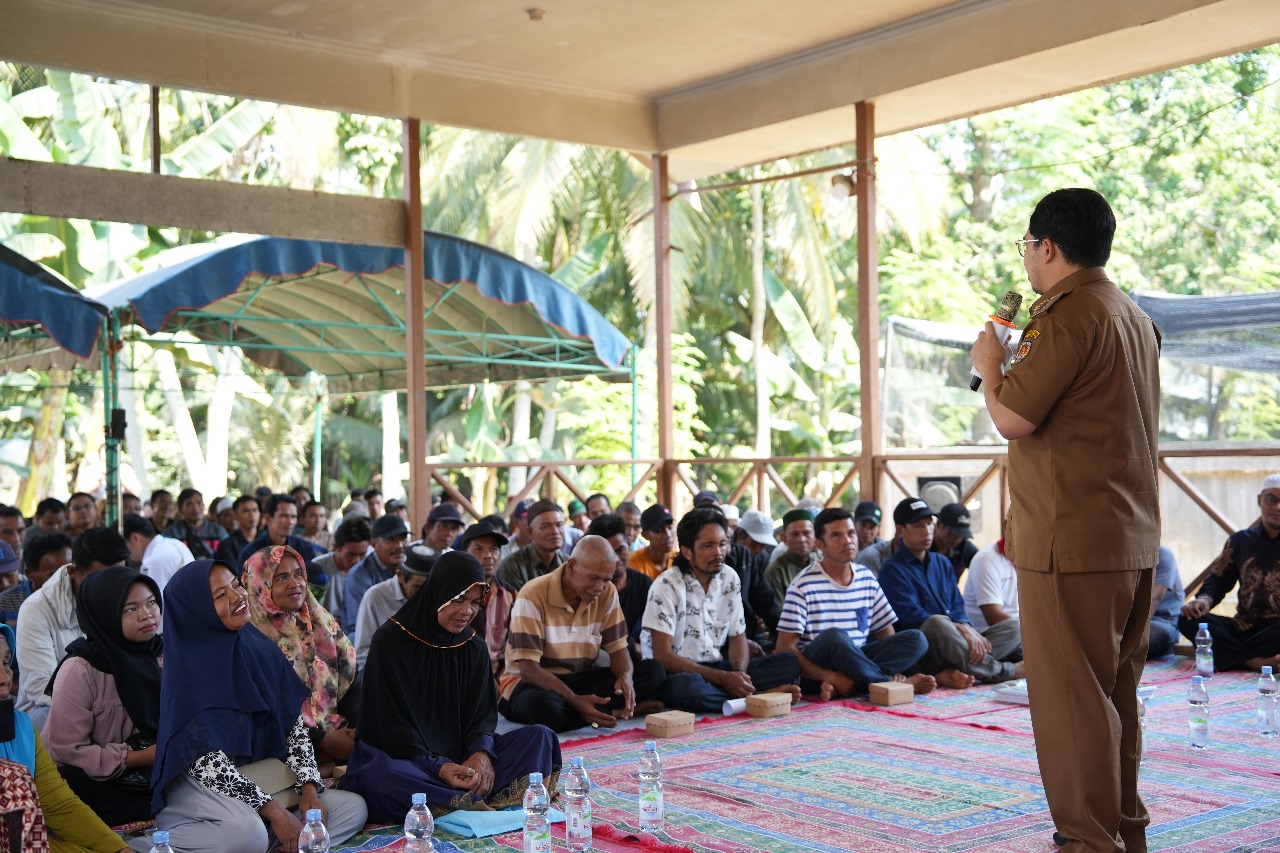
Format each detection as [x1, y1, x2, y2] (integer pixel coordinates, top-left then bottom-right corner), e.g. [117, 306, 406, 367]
[1199, 622, 1208, 630]
[152, 831, 169, 845]
[571, 756, 583, 768]
[412, 792, 427, 806]
[306, 808, 322, 822]
[1264, 666, 1274, 676]
[1192, 675, 1202, 684]
[644, 740, 656, 751]
[529, 772, 543, 783]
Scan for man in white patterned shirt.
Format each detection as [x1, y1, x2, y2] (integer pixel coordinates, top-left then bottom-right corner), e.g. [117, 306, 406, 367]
[642, 506, 800, 713]
[776, 507, 935, 700]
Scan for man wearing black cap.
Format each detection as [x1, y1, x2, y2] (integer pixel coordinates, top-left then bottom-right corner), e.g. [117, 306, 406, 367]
[497, 500, 566, 592]
[853, 501, 883, 552]
[459, 521, 514, 675]
[499, 498, 535, 561]
[354, 542, 435, 669]
[342, 513, 411, 637]
[880, 497, 1023, 688]
[627, 504, 675, 581]
[932, 503, 979, 579]
[421, 502, 466, 552]
[765, 509, 819, 610]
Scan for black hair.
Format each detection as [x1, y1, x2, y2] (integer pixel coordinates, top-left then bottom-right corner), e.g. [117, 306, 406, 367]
[348, 488, 366, 500]
[232, 494, 259, 511]
[1028, 188, 1116, 268]
[34, 497, 66, 518]
[334, 517, 373, 547]
[813, 507, 853, 539]
[303, 500, 326, 514]
[675, 506, 728, 553]
[24, 532, 73, 572]
[587, 513, 626, 540]
[67, 492, 95, 509]
[264, 494, 297, 517]
[121, 513, 157, 540]
[0, 505, 23, 521]
[616, 500, 641, 515]
[586, 493, 611, 509]
[71, 527, 129, 572]
[364, 488, 382, 500]
[149, 489, 171, 503]
[176, 488, 203, 510]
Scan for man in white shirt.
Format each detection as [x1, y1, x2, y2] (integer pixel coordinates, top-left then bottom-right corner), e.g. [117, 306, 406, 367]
[642, 507, 799, 713]
[962, 539, 1021, 632]
[354, 544, 434, 669]
[123, 513, 194, 593]
[16, 527, 128, 731]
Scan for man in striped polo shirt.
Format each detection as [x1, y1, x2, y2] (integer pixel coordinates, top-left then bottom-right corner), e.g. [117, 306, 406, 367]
[775, 507, 935, 700]
[499, 535, 666, 732]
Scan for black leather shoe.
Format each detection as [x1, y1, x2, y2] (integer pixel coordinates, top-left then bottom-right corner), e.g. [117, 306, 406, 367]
[1053, 831, 1075, 847]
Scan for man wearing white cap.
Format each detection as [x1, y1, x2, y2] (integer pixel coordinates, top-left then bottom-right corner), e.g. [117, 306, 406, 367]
[1179, 474, 1280, 671]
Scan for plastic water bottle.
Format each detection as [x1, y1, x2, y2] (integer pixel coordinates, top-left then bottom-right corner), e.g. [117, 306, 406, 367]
[523, 771, 551, 853]
[564, 756, 593, 851]
[298, 809, 330, 853]
[404, 792, 434, 853]
[1188, 675, 1210, 749]
[1136, 691, 1147, 765]
[1258, 665, 1278, 738]
[1195, 623, 1214, 679]
[148, 831, 173, 853]
[638, 740, 664, 832]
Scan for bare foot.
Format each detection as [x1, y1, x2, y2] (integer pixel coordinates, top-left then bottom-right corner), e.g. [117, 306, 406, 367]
[1244, 655, 1280, 672]
[764, 684, 803, 704]
[935, 668, 976, 690]
[1012, 660, 1026, 678]
[633, 699, 664, 716]
[902, 673, 937, 695]
[819, 680, 836, 701]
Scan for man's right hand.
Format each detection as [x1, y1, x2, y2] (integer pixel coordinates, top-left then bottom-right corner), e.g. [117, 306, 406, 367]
[715, 669, 754, 699]
[568, 693, 618, 727]
[1181, 597, 1212, 620]
[260, 801, 303, 853]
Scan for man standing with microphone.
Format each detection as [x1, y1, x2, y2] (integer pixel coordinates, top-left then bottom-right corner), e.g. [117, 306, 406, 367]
[971, 188, 1161, 853]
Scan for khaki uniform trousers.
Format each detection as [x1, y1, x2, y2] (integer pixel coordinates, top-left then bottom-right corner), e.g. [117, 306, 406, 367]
[1018, 566, 1152, 853]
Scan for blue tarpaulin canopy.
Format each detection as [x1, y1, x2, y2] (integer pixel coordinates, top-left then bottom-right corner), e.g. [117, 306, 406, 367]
[84, 231, 632, 393]
[0, 243, 107, 371]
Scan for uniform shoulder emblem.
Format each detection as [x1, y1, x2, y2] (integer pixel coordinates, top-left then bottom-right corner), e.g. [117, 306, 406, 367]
[1029, 293, 1065, 318]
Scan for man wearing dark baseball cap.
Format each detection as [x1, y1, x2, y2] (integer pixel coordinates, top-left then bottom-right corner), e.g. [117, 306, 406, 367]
[627, 504, 674, 580]
[764, 509, 818, 610]
[421, 502, 466, 552]
[853, 500, 883, 552]
[342, 513, 410, 636]
[355, 542, 436, 668]
[459, 520, 514, 675]
[497, 499, 566, 592]
[931, 502, 978, 579]
[879, 496, 1023, 689]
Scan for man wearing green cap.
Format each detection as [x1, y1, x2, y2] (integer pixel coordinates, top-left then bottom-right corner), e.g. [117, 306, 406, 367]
[765, 509, 819, 610]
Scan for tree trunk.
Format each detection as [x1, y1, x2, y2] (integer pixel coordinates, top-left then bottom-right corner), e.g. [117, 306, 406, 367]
[203, 347, 238, 499]
[119, 346, 151, 498]
[751, 180, 771, 509]
[154, 349, 208, 492]
[381, 391, 403, 499]
[16, 372, 70, 513]
[508, 380, 532, 499]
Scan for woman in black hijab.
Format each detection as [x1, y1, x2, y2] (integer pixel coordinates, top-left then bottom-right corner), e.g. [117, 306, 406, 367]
[341, 551, 560, 822]
[43, 566, 163, 826]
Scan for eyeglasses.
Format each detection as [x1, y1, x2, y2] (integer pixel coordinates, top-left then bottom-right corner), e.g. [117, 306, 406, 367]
[437, 582, 493, 613]
[1015, 238, 1046, 257]
[1262, 493, 1280, 507]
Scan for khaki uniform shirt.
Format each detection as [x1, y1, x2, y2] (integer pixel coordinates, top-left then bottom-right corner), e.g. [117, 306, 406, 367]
[996, 267, 1161, 573]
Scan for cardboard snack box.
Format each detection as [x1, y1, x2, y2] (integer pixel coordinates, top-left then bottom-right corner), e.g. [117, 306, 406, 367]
[645, 710, 695, 738]
[745, 692, 792, 718]
[868, 681, 914, 706]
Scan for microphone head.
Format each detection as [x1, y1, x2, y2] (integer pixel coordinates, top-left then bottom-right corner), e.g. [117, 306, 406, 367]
[996, 291, 1023, 323]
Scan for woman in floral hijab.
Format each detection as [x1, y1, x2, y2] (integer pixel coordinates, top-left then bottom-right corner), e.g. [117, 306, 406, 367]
[243, 545, 358, 775]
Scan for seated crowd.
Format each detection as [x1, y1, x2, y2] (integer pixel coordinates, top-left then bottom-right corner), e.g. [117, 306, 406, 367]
[0, 473, 1274, 850]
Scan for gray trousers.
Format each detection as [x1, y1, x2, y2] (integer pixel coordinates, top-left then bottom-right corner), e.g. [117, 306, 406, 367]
[916, 614, 1022, 683]
[129, 774, 368, 853]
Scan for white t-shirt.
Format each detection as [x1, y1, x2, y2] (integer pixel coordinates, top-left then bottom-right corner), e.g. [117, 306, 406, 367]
[962, 541, 1019, 632]
[641, 566, 745, 664]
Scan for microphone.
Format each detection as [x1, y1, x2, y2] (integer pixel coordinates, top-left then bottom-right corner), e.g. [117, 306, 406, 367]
[970, 290, 1023, 391]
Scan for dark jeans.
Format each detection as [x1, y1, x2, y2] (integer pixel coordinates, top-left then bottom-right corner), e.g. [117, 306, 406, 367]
[659, 652, 800, 713]
[1177, 614, 1280, 671]
[500, 659, 666, 732]
[1147, 617, 1179, 659]
[57, 764, 152, 826]
[798, 627, 928, 692]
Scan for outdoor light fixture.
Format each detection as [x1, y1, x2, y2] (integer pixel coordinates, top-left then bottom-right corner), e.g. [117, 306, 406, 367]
[829, 173, 856, 200]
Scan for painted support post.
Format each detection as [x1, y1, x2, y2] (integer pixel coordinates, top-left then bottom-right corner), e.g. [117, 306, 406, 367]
[855, 102, 881, 503]
[653, 154, 675, 506]
[403, 119, 430, 535]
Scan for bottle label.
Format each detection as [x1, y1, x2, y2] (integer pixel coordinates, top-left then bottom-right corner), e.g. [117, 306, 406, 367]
[525, 830, 552, 853]
[640, 790, 663, 821]
[1189, 718, 1209, 739]
[568, 804, 592, 834]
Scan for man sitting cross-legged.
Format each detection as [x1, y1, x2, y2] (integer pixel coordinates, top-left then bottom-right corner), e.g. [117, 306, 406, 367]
[775, 507, 935, 700]
[879, 497, 1024, 688]
[500, 535, 665, 732]
[642, 507, 800, 713]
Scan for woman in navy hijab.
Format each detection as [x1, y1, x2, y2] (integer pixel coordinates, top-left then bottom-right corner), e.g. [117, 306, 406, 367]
[141, 560, 366, 853]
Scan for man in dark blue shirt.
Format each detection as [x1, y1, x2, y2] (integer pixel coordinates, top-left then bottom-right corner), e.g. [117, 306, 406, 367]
[234, 494, 322, 580]
[878, 497, 1023, 686]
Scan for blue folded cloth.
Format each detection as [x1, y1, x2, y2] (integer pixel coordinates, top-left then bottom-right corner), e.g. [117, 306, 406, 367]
[434, 806, 565, 838]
